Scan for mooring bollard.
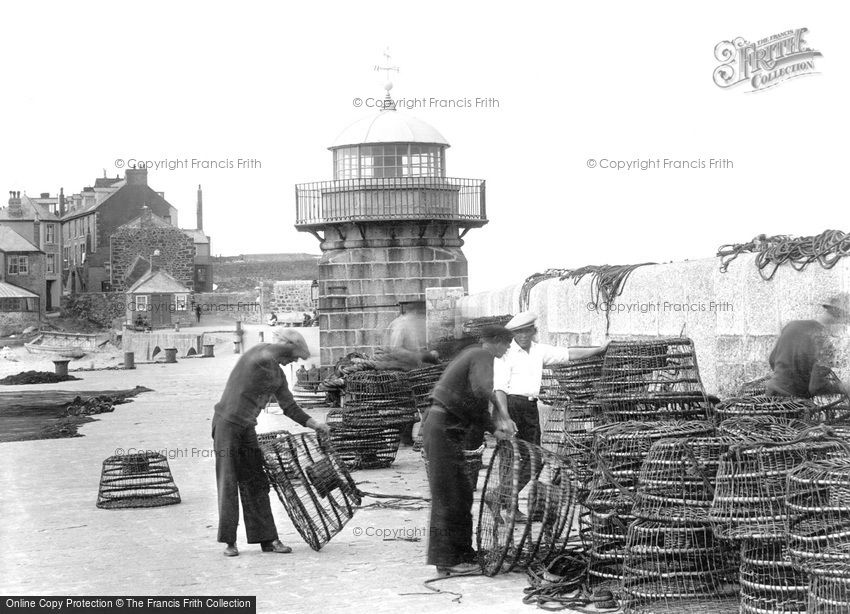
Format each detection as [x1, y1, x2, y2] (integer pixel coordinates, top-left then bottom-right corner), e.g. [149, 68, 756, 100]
[53, 359, 71, 377]
[164, 348, 178, 363]
[233, 321, 244, 354]
[202, 343, 215, 358]
[258, 331, 264, 343]
[174, 322, 180, 332]
[124, 351, 135, 370]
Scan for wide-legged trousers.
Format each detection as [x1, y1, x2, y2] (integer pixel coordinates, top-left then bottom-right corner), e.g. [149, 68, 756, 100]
[422, 407, 477, 567]
[212, 416, 279, 544]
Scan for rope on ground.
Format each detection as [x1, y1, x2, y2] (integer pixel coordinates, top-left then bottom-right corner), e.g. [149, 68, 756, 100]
[398, 572, 482, 603]
[717, 230, 850, 278]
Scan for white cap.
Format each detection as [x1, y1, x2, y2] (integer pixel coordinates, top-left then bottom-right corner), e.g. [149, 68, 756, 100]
[505, 311, 538, 331]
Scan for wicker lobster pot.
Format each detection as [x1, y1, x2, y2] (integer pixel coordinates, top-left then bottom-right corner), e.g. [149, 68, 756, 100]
[258, 430, 361, 551]
[596, 338, 706, 397]
[632, 437, 728, 523]
[713, 395, 816, 423]
[621, 520, 740, 614]
[343, 370, 417, 426]
[549, 354, 605, 402]
[786, 457, 850, 576]
[540, 403, 567, 454]
[461, 314, 512, 338]
[477, 438, 578, 575]
[561, 402, 599, 497]
[738, 375, 771, 397]
[326, 409, 401, 470]
[709, 422, 847, 542]
[585, 421, 715, 514]
[584, 509, 635, 584]
[407, 364, 446, 409]
[422, 444, 484, 491]
[591, 392, 710, 424]
[96, 451, 181, 509]
[739, 540, 808, 614]
[808, 573, 850, 614]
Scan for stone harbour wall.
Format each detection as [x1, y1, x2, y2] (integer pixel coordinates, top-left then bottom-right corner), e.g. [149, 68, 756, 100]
[457, 253, 850, 397]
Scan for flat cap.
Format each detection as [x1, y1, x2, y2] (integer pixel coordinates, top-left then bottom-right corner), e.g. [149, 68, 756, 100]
[505, 310, 538, 331]
[479, 324, 513, 342]
[272, 328, 312, 360]
[822, 293, 850, 319]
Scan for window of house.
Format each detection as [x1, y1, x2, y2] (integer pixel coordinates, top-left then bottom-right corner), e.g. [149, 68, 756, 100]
[135, 295, 149, 311]
[6, 255, 28, 275]
[45, 224, 56, 244]
[46, 254, 55, 274]
[197, 266, 206, 281]
[62, 246, 70, 268]
[174, 294, 188, 311]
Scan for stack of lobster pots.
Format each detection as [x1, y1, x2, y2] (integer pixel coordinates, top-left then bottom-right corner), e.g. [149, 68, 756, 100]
[327, 370, 417, 470]
[580, 337, 741, 613]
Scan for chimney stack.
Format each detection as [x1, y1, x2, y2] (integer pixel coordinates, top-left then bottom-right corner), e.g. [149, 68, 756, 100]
[125, 168, 148, 186]
[59, 188, 66, 217]
[196, 184, 203, 230]
[8, 191, 22, 217]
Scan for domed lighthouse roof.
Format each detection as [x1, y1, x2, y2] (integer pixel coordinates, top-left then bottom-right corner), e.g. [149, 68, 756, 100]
[330, 84, 449, 149]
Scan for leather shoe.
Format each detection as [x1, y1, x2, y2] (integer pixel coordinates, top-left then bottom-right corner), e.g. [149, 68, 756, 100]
[435, 562, 479, 576]
[261, 539, 292, 553]
[223, 543, 239, 557]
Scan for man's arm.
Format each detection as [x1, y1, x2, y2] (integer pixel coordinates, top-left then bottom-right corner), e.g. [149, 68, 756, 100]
[539, 340, 609, 366]
[274, 381, 329, 435]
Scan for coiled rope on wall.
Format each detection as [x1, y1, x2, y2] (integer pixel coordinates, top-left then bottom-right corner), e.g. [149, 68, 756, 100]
[717, 229, 850, 279]
[519, 269, 570, 312]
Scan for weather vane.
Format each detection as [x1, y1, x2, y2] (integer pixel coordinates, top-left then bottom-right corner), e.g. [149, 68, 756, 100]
[374, 47, 399, 83]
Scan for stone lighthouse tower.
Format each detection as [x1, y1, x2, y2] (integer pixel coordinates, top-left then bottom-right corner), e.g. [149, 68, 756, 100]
[295, 83, 488, 367]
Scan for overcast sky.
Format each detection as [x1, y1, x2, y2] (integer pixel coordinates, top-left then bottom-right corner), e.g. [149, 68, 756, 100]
[1, 2, 847, 293]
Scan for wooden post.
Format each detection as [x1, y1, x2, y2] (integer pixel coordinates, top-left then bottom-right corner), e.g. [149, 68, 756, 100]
[124, 352, 135, 370]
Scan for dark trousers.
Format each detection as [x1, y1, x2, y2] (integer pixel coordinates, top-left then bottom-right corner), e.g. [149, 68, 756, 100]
[507, 396, 541, 495]
[212, 416, 278, 545]
[422, 408, 476, 567]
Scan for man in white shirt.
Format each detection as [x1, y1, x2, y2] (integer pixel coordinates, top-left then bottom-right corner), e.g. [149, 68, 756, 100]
[493, 310, 608, 447]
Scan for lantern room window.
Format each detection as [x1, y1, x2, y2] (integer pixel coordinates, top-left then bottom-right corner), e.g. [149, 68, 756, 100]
[333, 144, 445, 179]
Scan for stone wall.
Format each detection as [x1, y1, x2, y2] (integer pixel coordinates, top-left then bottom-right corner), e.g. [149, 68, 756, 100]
[193, 292, 260, 323]
[270, 280, 314, 314]
[61, 292, 127, 327]
[212, 255, 319, 292]
[458, 253, 850, 397]
[425, 286, 465, 346]
[110, 212, 195, 291]
[0, 310, 40, 336]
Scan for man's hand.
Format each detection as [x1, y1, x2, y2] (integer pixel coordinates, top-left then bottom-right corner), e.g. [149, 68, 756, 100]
[306, 418, 331, 436]
[492, 419, 516, 440]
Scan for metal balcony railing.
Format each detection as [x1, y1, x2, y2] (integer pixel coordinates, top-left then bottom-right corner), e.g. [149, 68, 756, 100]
[294, 177, 486, 228]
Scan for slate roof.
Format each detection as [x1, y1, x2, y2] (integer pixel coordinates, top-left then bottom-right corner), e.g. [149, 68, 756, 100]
[0, 226, 41, 252]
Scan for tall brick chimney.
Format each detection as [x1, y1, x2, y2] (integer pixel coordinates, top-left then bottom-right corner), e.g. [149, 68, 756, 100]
[59, 187, 66, 217]
[125, 168, 148, 186]
[196, 184, 203, 230]
[7, 191, 22, 217]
